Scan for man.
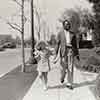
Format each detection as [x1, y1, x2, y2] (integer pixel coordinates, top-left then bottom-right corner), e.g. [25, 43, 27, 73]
[55, 20, 80, 90]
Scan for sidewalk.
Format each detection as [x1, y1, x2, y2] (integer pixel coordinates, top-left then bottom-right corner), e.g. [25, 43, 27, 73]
[0, 64, 38, 100]
[23, 65, 98, 100]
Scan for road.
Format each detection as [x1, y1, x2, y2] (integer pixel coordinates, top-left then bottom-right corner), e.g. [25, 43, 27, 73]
[0, 48, 31, 77]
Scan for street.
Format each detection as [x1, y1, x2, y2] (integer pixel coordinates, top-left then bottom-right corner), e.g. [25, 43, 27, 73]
[0, 48, 31, 77]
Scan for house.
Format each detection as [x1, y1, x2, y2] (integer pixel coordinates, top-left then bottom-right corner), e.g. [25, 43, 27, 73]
[79, 30, 94, 48]
[82, 30, 92, 41]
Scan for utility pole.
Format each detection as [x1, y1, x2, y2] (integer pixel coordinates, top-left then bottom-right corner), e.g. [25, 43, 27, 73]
[21, 0, 25, 72]
[30, 0, 36, 63]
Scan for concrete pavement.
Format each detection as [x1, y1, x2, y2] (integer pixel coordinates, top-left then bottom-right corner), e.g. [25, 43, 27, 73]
[0, 64, 38, 100]
[23, 64, 98, 100]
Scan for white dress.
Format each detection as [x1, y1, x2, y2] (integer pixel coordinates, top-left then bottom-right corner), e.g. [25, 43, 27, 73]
[49, 47, 62, 70]
[37, 50, 50, 72]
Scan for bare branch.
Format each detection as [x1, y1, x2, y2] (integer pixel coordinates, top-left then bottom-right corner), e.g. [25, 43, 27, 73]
[12, 0, 31, 24]
[34, 6, 42, 40]
[7, 22, 22, 33]
[12, 0, 22, 7]
[12, 0, 30, 7]
[12, 23, 21, 29]
[0, 16, 22, 33]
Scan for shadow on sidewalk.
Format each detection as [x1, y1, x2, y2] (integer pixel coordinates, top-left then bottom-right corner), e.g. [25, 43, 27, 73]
[0, 64, 38, 100]
[73, 80, 96, 88]
[90, 85, 100, 100]
[48, 80, 96, 90]
[48, 84, 67, 90]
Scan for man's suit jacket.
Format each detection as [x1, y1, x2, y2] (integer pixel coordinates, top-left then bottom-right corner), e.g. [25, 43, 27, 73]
[56, 29, 79, 58]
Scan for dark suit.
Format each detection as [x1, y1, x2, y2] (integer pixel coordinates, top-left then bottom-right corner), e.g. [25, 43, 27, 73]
[56, 29, 67, 58]
[56, 29, 79, 85]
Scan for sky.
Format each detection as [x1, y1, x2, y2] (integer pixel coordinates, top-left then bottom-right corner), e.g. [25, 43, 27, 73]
[0, 0, 30, 39]
[0, 0, 18, 38]
[0, 0, 93, 39]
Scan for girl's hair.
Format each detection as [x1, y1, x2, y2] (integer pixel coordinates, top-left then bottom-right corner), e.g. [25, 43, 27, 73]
[35, 41, 48, 51]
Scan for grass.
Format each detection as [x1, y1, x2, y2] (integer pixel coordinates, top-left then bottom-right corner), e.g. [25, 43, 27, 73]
[76, 48, 100, 73]
[76, 48, 100, 99]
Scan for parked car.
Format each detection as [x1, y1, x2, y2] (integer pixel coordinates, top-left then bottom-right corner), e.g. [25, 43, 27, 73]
[3, 42, 16, 49]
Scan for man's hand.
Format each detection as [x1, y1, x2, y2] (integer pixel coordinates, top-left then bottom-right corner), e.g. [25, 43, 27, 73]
[76, 55, 80, 61]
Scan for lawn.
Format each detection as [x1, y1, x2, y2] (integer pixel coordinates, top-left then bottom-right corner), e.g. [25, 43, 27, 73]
[76, 48, 100, 73]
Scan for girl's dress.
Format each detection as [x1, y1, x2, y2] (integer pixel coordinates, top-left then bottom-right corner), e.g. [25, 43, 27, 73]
[37, 50, 50, 72]
[49, 46, 62, 70]
[49, 47, 56, 69]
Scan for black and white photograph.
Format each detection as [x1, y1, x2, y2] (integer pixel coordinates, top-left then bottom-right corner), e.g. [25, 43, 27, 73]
[0, 0, 100, 100]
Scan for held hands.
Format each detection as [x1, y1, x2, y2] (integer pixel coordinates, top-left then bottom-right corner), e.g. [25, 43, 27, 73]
[53, 60, 58, 64]
[53, 55, 59, 64]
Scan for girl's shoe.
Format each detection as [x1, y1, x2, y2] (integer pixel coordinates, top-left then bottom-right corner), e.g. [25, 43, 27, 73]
[66, 84, 74, 90]
[43, 85, 48, 91]
[61, 79, 64, 84]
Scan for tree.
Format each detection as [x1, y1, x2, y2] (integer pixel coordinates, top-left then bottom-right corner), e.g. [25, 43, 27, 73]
[87, 0, 100, 46]
[59, 7, 96, 48]
[34, 5, 50, 41]
[0, 0, 26, 72]
[12, 0, 26, 72]
[21, 0, 25, 72]
[59, 8, 81, 33]
[60, 7, 95, 32]
[80, 10, 95, 30]
[87, 0, 100, 98]
[34, 5, 41, 40]
[75, 7, 95, 44]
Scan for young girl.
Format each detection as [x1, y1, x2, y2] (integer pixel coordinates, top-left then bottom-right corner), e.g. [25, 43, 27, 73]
[35, 41, 52, 90]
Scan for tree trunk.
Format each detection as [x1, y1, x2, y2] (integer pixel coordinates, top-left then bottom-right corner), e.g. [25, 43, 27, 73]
[31, 0, 35, 57]
[29, 0, 37, 64]
[21, 0, 25, 72]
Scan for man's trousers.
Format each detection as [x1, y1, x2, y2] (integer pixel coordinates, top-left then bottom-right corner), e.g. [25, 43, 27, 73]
[60, 48, 74, 85]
